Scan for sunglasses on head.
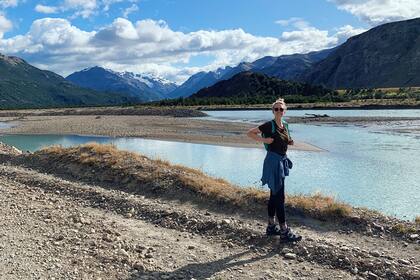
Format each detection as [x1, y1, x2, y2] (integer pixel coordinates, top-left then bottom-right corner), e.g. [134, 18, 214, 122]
[273, 107, 284, 112]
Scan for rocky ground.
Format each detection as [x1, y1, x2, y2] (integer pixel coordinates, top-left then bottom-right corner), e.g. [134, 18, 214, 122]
[0, 143, 419, 280]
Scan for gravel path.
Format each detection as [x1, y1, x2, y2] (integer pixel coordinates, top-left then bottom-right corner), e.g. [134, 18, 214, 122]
[0, 164, 357, 280]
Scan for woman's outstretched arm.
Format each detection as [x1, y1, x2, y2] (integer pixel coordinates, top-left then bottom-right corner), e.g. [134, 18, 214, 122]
[247, 127, 273, 144]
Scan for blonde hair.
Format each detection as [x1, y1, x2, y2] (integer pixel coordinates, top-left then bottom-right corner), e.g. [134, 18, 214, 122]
[271, 98, 287, 110]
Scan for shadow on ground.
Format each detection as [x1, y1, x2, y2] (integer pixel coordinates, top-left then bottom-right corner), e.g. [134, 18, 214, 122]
[128, 248, 283, 280]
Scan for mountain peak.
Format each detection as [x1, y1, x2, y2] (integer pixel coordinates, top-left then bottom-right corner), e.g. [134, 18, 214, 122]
[66, 67, 177, 101]
[0, 53, 26, 66]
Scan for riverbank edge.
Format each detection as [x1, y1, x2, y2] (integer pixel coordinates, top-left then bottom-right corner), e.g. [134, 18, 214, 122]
[1, 141, 418, 243]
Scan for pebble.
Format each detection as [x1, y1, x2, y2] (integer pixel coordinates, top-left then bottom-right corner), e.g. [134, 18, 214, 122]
[281, 248, 293, 254]
[372, 222, 385, 232]
[118, 249, 129, 258]
[370, 250, 381, 257]
[221, 219, 231, 225]
[367, 271, 379, 279]
[102, 234, 113, 242]
[350, 267, 358, 274]
[398, 259, 411, 265]
[133, 262, 144, 271]
[284, 253, 296, 260]
[409, 234, 418, 240]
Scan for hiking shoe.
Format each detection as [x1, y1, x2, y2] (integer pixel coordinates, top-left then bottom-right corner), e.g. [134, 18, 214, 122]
[266, 224, 282, 236]
[280, 227, 302, 242]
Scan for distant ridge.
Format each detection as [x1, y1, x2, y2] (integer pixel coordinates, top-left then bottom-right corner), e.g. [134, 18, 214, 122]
[0, 54, 138, 109]
[66, 67, 177, 102]
[189, 71, 333, 102]
[302, 17, 420, 88]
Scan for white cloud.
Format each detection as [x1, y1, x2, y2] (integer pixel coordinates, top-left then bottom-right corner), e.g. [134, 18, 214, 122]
[329, 0, 420, 25]
[35, 4, 59, 14]
[28, 18, 92, 47]
[334, 24, 367, 43]
[102, 0, 125, 12]
[275, 17, 359, 52]
[34, 0, 98, 19]
[0, 17, 362, 83]
[64, 0, 97, 11]
[123, 3, 138, 18]
[34, 1, 140, 19]
[94, 17, 139, 41]
[275, 17, 310, 29]
[0, 0, 18, 8]
[0, 14, 12, 38]
[64, 0, 97, 18]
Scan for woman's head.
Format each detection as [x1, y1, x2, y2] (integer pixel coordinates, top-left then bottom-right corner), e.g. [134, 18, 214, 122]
[271, 98, 287, 116]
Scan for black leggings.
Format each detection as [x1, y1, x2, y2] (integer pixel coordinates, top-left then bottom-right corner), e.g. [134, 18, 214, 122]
[267, 180, 285, 224]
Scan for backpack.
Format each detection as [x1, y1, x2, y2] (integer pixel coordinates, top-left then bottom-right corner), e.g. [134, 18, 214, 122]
[262, 119, 290, 151]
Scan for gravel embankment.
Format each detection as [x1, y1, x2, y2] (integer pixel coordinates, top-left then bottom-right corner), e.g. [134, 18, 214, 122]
[0, 143, 419, 280]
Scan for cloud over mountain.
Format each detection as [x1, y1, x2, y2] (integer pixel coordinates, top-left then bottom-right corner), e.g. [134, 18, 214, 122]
[329, 0, 420, 25]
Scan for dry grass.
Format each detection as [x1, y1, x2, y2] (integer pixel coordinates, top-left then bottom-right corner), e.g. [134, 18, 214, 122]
[415, 216, 420, 225]
[37, 143, 354, 221]
[392, 223, 417, 234]
[288, 192, 352, 219]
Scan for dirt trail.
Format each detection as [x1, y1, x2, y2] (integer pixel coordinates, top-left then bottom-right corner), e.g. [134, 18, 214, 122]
[0, 146, 419, 279]
[1, 164, 356, 280]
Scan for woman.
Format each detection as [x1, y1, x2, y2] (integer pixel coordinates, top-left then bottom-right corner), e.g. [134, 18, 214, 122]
[247, 98, 301, 241]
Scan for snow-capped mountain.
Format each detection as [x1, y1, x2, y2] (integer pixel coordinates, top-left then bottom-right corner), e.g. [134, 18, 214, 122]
[66, 66, 177, 102]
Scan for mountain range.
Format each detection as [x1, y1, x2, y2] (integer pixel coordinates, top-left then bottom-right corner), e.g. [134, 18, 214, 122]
[63, 17, 420, 101]
[167, 48, 334, 99]
[66, 67, 177, 102]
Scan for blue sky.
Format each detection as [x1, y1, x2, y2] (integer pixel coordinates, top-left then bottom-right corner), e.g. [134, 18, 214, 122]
[0, 0, 418, 83]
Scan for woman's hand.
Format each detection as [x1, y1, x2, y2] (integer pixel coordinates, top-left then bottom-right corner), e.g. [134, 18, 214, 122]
[288, 139, 294, 145]
[264, 138, 274, 144]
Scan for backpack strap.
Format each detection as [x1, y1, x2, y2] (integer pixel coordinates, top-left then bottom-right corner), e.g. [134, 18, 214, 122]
[282, 120, 291, 139]
[270, 119, 276, 134]
[262, 120, 276, 151]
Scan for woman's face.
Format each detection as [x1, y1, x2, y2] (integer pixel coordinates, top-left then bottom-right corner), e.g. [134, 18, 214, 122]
[272, 104, 286, 116]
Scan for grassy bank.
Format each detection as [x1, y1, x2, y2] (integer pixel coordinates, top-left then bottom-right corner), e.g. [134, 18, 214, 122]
[31, 143, 352, 220]
[22, 143, 418, 235]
